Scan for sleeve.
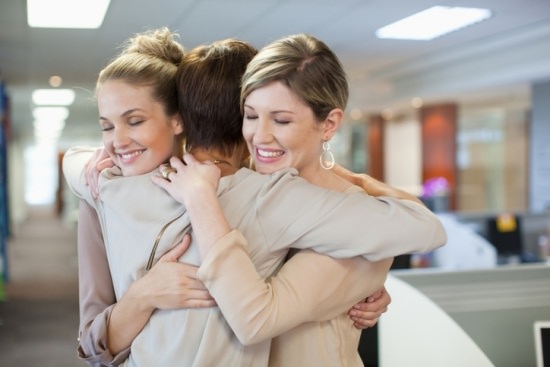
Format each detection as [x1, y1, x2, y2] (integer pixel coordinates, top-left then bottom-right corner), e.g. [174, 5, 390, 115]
[254, 171, 447, 261]
[62, 146, 97, 205]
[197, 230, 393, 345]
[77, 201, 130, 366]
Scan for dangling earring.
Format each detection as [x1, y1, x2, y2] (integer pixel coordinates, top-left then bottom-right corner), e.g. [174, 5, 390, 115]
[320, 141, 335, 170]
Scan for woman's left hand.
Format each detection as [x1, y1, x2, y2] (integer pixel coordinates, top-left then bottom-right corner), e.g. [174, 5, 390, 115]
[348, 286, 391, 329]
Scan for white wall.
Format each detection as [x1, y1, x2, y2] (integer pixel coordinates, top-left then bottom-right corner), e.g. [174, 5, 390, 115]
[383, 116, 422, 196]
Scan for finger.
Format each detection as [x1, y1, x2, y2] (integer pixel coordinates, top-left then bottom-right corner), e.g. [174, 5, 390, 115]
[159, 235, 191, 263]
[158, 163, 170, 173]
[349, 308, 380, 319]
[182, 289, 215, 300]
[97, 158, 115, 170]
[90, 170, 100, 199]
[151, 174, 171, 190]
[350, 311, 381, 327]
[179, 234, 192, 253]
[170, 156, 188, 169]
[184, 299, 217, 308]
[353, 318, 378, 329]
[180, 153, 197, 166]
[366, 292, 383, 303]
[353, 301, 377, 311]
[331, 164, 347, 175]
[353, 302, 388, 315]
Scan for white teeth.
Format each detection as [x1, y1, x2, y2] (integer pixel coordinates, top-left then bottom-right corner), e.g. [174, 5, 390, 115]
[257, 149, 283, 158]
[119, 150, 142, 159]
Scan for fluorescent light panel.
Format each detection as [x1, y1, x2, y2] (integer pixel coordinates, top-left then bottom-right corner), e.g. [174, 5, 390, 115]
[34, 119, 66, 133]
[32, 89, 75, 106]
[376, 6, 492, 40]
[27, 0, 111, 29]
[32, 106, 69, 121]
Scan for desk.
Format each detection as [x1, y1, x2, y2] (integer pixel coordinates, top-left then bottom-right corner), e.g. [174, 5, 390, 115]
[391, 264, 550, 367]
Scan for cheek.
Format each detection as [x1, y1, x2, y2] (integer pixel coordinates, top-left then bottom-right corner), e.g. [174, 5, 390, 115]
[102, 133, 113, 149]
[241, 122, 253, 141]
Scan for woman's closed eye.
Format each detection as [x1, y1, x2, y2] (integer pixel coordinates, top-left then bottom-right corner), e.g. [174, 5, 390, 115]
[128, 118, 145, 126]
[100, 121, 113, 132]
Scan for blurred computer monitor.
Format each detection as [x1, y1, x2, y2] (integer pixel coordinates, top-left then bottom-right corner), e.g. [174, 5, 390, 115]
[486, 214, 523, 262]
[535, 321, 550, 367]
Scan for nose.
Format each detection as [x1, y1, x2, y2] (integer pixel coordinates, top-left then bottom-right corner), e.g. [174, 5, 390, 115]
[252, 117, 273, 144]
[112, 125, 130, 148]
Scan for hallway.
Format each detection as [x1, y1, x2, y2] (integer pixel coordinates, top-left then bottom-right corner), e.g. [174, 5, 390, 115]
[0, 205, 86, 367]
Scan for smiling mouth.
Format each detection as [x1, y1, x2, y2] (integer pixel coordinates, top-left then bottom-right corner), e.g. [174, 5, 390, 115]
[117, 150, 144, 160]
[256, 148, 284, 159]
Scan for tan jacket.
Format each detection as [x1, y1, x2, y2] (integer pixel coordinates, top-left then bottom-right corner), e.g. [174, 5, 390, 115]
[63, 146, 446, 366]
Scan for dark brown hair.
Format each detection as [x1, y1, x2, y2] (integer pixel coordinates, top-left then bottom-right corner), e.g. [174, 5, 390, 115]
[176, 39, 257, 156]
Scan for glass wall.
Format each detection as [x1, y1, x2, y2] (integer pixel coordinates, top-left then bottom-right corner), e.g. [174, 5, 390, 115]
[457, 104, 529, 213]
[342, 98, 531, 214]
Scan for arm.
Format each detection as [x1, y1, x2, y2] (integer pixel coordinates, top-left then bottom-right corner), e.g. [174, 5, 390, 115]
[153, 154, 447, 262]
[332, 164, 423, 205]
[107, 236, 215, 354]
[333, 165, 407, 328]
[76, 203, 215, 365]
[196, 231, 393, 345]
[76, 200, 129, 365]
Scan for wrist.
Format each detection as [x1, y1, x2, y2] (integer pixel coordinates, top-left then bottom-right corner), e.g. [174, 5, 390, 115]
[125, 279, 156, 314]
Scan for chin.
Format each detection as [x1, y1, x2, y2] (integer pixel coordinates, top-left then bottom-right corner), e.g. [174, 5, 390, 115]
[120, 166, 146, 177]
[255, 164, 279, 175]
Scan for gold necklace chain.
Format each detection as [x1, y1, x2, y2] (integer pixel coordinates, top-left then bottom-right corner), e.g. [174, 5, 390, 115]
[213, 159, 233, 167]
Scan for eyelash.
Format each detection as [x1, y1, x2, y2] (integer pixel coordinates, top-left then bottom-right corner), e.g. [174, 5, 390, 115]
[245, 115, 290, 125]
[100, 119, 144, 132]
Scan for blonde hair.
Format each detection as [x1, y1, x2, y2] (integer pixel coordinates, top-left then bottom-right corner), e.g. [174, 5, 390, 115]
[240, 33, 348, 122]
[96, 27, 184, 117]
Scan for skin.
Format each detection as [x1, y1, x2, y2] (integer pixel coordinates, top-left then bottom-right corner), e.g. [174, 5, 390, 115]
[242, 81, 347, 191]
[97, 80, 183, 177]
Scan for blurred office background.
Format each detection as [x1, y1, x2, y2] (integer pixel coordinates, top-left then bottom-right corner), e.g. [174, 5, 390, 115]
[1, 1, 550, 366]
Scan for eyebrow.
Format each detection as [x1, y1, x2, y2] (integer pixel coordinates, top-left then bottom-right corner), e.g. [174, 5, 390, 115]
[99, 108, 144, 121]
[244, 105, 294, 114]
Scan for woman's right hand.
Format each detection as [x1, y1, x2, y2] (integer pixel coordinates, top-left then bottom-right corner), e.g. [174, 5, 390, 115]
[84, 147, 114, 199]
[132, 234, 216, 310]
[348, 286, 391, 329]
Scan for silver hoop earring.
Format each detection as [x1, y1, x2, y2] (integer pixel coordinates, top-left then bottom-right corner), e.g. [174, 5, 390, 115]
[320, 141, 335, 170]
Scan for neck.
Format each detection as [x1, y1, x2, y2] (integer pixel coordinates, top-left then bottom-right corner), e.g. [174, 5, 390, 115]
[189, 148, 240, 176]
[300, 164, 352, 192]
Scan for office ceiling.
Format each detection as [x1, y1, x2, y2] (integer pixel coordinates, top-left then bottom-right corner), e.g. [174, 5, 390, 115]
[1, 0, 550, 148]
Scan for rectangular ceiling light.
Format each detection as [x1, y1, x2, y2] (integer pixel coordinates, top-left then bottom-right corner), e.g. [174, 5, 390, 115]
[32, 89, 75, 106]
[27, 0, 111, 29]
[376, 6, 492, 41]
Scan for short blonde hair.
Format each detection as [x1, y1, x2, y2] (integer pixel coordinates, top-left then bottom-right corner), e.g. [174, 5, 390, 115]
[241, 33, 348, 122]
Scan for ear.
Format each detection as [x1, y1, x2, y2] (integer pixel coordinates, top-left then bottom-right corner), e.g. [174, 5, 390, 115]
[322, 108, 344, 140]
[172, 114, 184, 135]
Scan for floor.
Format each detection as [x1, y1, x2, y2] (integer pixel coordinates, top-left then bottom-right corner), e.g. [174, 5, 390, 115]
[0, 205, 86, 367]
